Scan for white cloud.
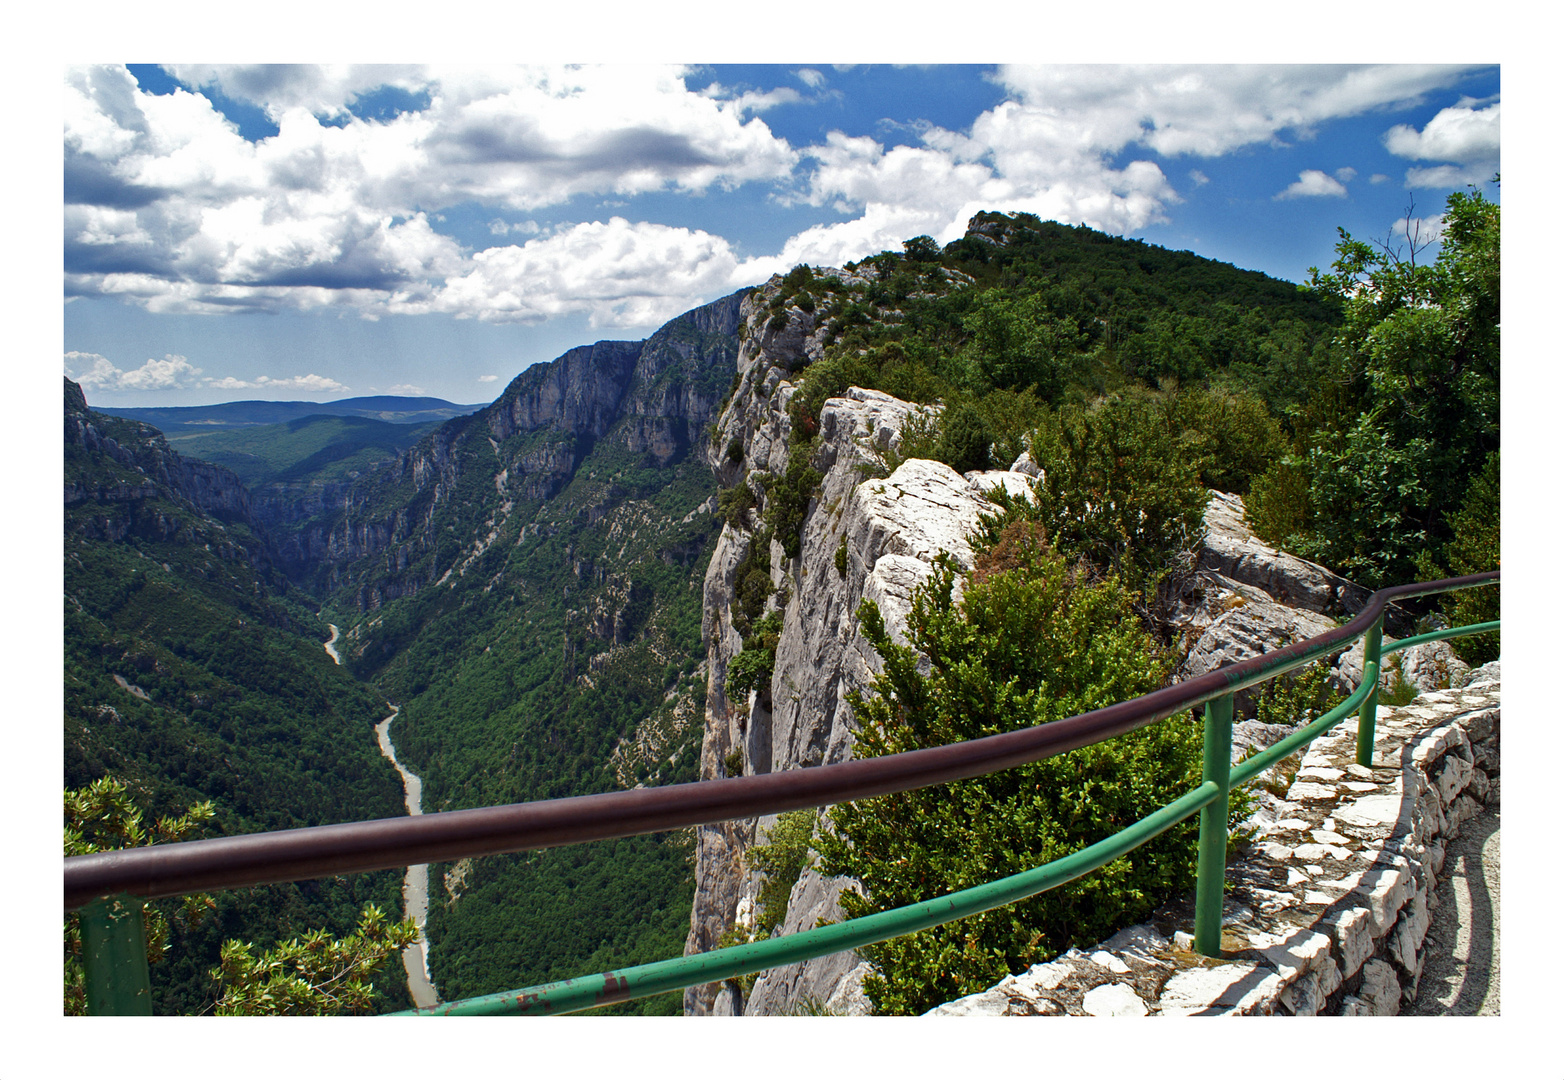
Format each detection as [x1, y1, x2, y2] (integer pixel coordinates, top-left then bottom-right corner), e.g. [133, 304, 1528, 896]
[64, 63, 1495, 327]
[64, 64, 798, 316]
[478, 374, 499, 382]
[203, 373, 350, 392]
[66, 351, 203, 391]
[1334, 167, 1357, 183]
[1275, 170, 1349, 200]
[1383, 103, 1499, 191]
[415, 217, 750, 328]
[1189, 170, 1210, 186]
[1384, 103, 1500, 163]
[388, 383, 426, 395]
[1370, 173, 1393, 184]
[1404, 163, 1498, 189]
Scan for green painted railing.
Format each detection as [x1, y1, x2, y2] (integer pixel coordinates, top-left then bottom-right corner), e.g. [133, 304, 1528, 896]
[65, 572, 1497, 1016]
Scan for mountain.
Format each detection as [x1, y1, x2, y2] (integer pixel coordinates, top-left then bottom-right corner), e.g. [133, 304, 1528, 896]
[94, 394, 485, 436]
[63, 377, 411, 1014]
[284, 289, 747, 1011]
[67, 210, 1394, 1016]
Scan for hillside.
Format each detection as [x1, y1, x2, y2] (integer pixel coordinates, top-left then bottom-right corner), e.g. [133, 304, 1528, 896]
[290, 290, 746, 1011]
[63, 378, 411, 1014]
[65, 202, 1496, 1017]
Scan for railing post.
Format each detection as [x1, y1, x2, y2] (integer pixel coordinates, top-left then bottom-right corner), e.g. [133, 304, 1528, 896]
[1193, 693, 1233, 957]
[79, 894, 153, 1016]
[1356, 617, 1384, 768]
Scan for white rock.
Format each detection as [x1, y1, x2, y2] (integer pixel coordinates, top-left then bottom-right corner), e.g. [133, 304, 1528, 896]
[1357, 958, 1402, 1015]
[1157, 963, 1284, 1016]
[1083, 982, 1148, 1016]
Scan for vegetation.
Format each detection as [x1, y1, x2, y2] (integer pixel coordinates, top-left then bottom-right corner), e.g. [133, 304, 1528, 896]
[817, 524, 1249, 1015]
[64, 394, 411, 1014]
[212, 904, 417, 1015]
[65, 778, 413, 1017]
[1248, 185, 1500, 592]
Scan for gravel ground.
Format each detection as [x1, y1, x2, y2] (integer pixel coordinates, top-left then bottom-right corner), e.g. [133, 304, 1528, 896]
[1410, 801, 1500, 1015]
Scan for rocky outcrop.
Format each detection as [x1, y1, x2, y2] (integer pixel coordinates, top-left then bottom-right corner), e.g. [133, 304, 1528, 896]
[683, 279, 1036, 1016]
[64, 377, 266, 564]
[928, 664, 1499, 1016]
[1175, 491, 1463, 715]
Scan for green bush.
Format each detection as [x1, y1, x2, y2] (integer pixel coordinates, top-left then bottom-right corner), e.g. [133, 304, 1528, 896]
[984, 395, 1207, 596]
[818, 526, 1244, 1015]
[746, 809, 818, 933]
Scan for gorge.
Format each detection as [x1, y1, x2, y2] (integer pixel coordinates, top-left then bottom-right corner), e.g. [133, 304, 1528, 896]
[64, 207, 1497, 1016]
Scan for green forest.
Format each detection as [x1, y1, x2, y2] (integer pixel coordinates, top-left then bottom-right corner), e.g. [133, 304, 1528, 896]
[64, 386, 412, 1014]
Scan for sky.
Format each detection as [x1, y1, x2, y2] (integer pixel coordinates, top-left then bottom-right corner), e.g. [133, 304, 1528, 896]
[62, 62, 1502, 408]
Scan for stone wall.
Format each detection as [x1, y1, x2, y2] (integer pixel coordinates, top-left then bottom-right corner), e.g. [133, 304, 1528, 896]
[929, 662, 1500, 1016]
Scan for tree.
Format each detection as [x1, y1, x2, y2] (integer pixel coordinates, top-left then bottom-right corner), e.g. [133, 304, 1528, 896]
[64, 777, 415, 1015]
[64, 778, 216, 1015]
[817, 525, 1244, 1014]
[1250, 184, 1499, 587]
[985, 393, 1208, 596]
[211, 904, 417, 1015]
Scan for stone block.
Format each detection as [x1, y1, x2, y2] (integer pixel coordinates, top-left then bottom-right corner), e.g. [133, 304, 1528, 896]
[1157, 962, 1285, 1016]
[1290, 782, 1340, 805]
[1322, 907, 1375, 979]
[1082, 982, 1148, 1017]
[1334, 793, 1407, 832]
[1436, 754, 1474, 806]
[1249, 928, 1334, 982]
[1279, 968, 1326, 1016]
[1088, 950, 1131, 974]
[1356, 858, 1412, 936]
[1358, 958, 1402, 1016]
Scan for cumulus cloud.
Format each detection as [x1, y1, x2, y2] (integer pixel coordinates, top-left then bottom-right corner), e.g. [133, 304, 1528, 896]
[415, 217, 751, 327]
[66, 351, 203, 391]
[1383, 103, 1499, 191]
[1385, 103, 1500, 162]
[478, 374, 499, 382]
[64, 64, 797, 316]
[63, 63, 1495, 327]
[1275, 169, 1350, 200]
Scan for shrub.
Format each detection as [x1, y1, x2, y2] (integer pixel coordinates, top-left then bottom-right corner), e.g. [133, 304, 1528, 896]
[746, 809, 818, 933]
[818, 530, 1246, 1015]
[983, 395, 1207, 596]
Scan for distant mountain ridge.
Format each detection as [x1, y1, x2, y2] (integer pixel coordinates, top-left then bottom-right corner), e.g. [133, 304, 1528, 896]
[95, 394, 488, 435]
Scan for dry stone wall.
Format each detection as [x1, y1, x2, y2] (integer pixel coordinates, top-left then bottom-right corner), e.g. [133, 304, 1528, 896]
[929, 663, 1500, 1016]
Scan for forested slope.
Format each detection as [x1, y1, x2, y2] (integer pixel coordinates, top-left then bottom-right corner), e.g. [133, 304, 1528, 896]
[64, 378, 411, 1014]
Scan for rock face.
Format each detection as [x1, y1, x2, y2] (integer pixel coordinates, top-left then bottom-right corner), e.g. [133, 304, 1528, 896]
[684, 278, 1037, 1016]
[275, 290, 745, 602]
[64, 377, 265, 561]
[1175, 490, 1467, 712]
[683, 290, 1481, 1014]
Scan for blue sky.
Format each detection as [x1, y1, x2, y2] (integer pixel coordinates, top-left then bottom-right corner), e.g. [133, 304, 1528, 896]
[62, 63, 1500, 407]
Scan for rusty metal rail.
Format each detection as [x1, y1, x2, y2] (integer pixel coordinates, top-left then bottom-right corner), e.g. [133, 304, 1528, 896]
[64, 571, 1496, 912]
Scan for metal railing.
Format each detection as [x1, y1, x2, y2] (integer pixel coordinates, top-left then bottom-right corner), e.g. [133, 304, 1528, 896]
[65, 570, 1498, 1016]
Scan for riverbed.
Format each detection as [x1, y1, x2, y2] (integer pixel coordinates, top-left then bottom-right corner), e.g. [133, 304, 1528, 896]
[326, 624, 439, 1008]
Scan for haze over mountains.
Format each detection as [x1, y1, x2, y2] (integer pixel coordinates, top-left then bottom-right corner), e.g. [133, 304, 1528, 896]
[94, 395, 486, 436]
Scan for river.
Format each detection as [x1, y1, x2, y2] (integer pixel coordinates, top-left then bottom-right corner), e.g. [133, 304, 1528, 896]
[325, 624, 439, 1009]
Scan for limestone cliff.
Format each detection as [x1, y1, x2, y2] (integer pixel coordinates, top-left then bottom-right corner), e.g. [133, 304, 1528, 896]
[278, 291, 745, 605]
[682, 278, 1038, 1015]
